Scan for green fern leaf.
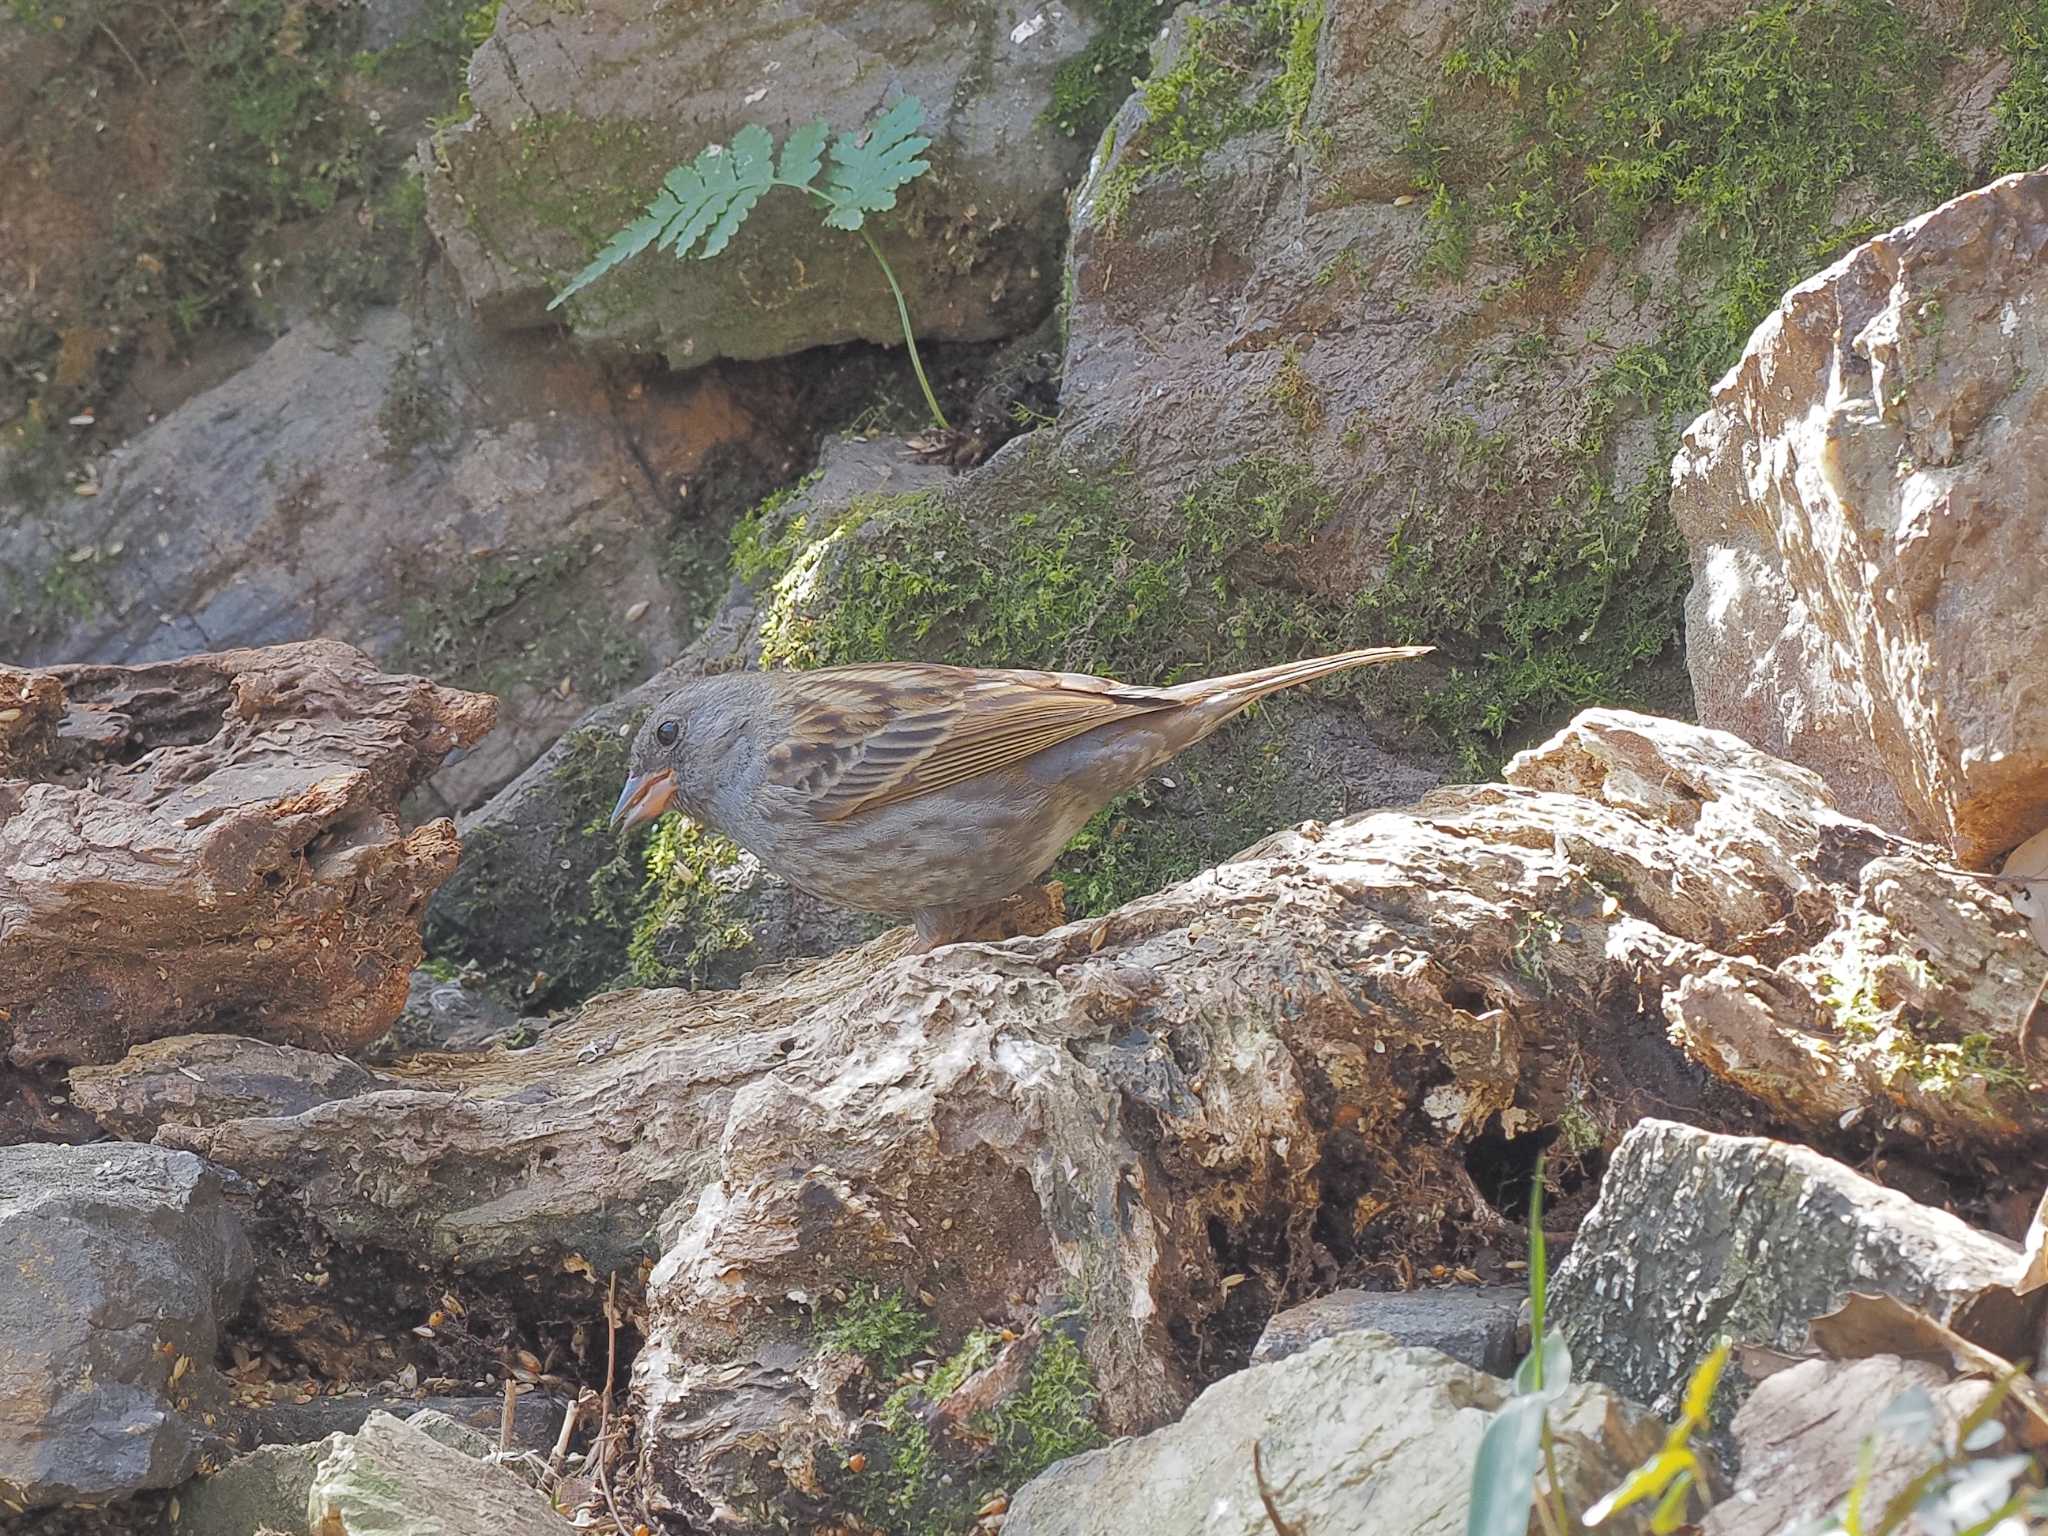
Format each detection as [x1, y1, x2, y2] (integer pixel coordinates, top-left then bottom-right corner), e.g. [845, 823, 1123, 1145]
[547, 200, 674, 310]
[699, 122, 776, 259]
[652, 158, 720, 256]
[821, 95, 931, 232]
[778, 118, 829, 188]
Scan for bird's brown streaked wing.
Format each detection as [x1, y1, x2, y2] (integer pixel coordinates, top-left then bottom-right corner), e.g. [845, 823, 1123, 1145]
[763, 663, 1176, 822]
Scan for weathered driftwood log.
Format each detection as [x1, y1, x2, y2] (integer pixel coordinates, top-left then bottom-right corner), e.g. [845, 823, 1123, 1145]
[157, 710, 2046, 1528]
[1, 642, 494, 1068]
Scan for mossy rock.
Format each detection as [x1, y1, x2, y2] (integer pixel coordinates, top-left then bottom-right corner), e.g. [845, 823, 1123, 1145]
[421, 0, 1097, 366]
[732, 429, 1452, 918]
[1055, 0, 2038, 778]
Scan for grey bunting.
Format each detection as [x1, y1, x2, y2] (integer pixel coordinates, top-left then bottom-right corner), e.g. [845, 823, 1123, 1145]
[610, 646, 1432, 950]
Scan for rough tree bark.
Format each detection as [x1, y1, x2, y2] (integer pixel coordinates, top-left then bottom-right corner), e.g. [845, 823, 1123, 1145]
[1, 641, 495, 1070]
[156, 709, 2047, 1528]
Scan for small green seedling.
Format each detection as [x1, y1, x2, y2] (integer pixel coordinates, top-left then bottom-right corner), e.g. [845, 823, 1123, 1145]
[1584, 1339, 1729, 1533]
[1469, 1159, 1576, 1536]
[550, 97, 950, 431]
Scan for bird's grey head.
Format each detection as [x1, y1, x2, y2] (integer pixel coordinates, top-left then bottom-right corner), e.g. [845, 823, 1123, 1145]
[609, 685, 702, 833]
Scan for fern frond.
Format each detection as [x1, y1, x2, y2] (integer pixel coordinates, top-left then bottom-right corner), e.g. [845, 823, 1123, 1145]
[550, 124, 783, 307]
[548, 203, 672, 309]
[699, 122, 776, 258]
[821, 95, 931, 232]
[778, 118, 829, 189]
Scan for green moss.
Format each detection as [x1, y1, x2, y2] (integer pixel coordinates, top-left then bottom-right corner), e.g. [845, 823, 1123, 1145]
[854, 1327, 1106, 1536]
[1355, 0, 1985, 777]
[730, 471, 827, 585]
[1348, 387, 1691, 776]
[1406, 0, 1968, 404]
[620, 815, 752, 988]
[819, 1285, 939, 1380]
[1993, 1, 2048, 175]
[1047, 0, 1175, 142]
[443, 112, 663, 281]
[747, 447, 1343, 683]
[992, 1332, 1106, 1485]
[1268, 347, 1326, 436]
[1820, 970, 2032, 1098]
[1091, 0, 1324, 225]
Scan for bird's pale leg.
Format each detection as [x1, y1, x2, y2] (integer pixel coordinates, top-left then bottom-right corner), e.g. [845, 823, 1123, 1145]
[908, 882, 1069, 953]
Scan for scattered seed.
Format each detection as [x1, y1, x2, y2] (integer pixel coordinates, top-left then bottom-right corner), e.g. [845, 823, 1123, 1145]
[625, 600, 650, 623]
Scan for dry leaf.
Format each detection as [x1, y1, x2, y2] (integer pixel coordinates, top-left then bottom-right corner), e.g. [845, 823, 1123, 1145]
[1807, 1292, 2048, 1447]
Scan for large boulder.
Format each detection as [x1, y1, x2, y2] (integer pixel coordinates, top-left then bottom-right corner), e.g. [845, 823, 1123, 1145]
[426, 0, 1095, 365]
[1017, 0, 2018, 777]
[0, 289, 781, 812]
[1550, 1120, 2040, 1431]
[0, 641, 493, 1068]
[0, 1143, 252, 1510]
[1673, 170, 2048, 867]
[1003, 1330, 1666, 1536]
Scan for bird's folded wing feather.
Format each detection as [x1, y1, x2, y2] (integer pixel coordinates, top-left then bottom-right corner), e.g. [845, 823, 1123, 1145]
[763, 663, 1177, 822]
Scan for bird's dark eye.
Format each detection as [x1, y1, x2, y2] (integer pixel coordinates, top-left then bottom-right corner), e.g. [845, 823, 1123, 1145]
[655, 719, 679, 747]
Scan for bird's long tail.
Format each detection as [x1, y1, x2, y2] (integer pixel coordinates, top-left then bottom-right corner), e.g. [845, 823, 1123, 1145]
[1162, 645, 1434, 708]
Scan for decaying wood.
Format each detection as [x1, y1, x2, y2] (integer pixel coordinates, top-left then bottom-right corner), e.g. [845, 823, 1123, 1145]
[1, 642, 494, 1068]
[158, 709, 2045, 1528]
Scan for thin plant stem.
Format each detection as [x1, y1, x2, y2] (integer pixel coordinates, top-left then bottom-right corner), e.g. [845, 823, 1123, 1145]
[860, 226, 950, 432]
[1540, 1419, 1570, 1535]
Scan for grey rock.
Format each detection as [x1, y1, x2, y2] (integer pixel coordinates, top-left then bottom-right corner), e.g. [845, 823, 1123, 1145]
[229, 1392, 569, 1460]
[1250, 1285, 1523, 1374]
[371, 970, 535, 1058]
[400, 1408, 497, 1461]
[0, 1144, 253, 1510]
[0, 287, 767, 812]
[304, 1411, 566, 1536]
[68, 1034, 375, 1141]
[1674, 170, 2048, 866]
[177, 1409, 557, 1536]
[425, 0, 1093, 366]
[1550, 1120, 2040, 1436]
[1702, 1356, 1995, 1536]
[1004, 1330, 1666, 1536]
[170, 1440, 326, 1536]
